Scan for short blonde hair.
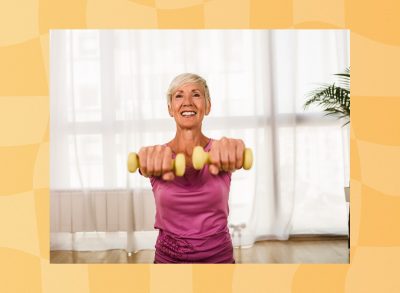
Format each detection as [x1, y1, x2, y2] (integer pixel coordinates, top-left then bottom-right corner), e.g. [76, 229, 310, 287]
[166, 73, 210, 106]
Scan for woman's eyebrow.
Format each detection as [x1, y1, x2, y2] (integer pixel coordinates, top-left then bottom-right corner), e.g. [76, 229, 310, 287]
[174, 89, 201, 95]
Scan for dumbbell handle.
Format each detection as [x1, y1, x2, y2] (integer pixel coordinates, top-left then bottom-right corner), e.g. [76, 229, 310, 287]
[127, 152, 186, 176]
[192, 146, 253, 171]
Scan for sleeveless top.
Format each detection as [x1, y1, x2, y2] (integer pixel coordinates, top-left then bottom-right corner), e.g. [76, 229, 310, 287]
[150, 139, 234, 263]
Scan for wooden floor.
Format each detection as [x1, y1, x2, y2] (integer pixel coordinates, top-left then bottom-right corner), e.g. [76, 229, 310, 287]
[51, 238, 349, 264]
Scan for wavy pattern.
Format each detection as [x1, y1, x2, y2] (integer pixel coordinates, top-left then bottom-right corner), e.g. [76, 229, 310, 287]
[0, 0, 39, 46]
[0, 39, 47, 96]
[0, 0, 400, 292]
[345, 0, 400, 45]
[293, 0, 345, 28]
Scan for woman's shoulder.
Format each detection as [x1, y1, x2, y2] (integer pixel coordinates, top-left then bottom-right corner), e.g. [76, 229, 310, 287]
[204, 138, 213, 152]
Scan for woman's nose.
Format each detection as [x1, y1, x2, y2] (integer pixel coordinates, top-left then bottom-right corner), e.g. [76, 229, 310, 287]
[182, 94, 193, 105]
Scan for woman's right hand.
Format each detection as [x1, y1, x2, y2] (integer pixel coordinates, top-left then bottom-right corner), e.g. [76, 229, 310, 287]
[138, 145, 175, 181]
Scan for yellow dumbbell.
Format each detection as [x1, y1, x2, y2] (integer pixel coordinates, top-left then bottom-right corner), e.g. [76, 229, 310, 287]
[192, 146, 253, 171]
[127, 152, 186, 176]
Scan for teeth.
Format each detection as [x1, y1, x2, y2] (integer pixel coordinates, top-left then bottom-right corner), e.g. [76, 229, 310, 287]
[181, 111, 196, 116]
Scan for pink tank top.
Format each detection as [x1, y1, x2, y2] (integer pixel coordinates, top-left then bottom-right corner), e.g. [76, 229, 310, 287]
[150, 139, 234, 263]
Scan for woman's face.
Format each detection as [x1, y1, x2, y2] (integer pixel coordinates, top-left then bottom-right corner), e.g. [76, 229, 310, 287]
[168, 82, 211, 129]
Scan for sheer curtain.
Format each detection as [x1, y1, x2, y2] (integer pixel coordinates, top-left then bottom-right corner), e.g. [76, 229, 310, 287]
[50, 30, 349, 252]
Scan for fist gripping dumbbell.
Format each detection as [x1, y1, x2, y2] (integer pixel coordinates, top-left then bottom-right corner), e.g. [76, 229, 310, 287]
[192, 146, 253, 171]
[127, 152, 186, 176]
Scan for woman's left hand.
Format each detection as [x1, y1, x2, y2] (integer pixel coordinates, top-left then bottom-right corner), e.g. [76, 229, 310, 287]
[208, 137, 245, 175]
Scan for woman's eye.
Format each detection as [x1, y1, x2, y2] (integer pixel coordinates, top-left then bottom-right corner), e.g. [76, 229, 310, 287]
[193, 93, 200, 97]
[175, 95, 182, 98]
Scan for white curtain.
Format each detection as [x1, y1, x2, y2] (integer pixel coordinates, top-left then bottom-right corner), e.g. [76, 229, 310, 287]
[50, 30, 350, 252]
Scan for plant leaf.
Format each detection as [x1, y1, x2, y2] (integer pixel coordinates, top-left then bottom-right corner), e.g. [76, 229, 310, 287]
[304, 67, 350, 121]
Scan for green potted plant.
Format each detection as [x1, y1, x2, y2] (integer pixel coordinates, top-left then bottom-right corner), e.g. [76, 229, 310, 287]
[304, 67, 350, 126]
[304, 67, 351, 248]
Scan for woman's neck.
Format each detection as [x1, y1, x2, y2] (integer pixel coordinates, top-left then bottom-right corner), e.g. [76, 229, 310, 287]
[169, 128, 209, 156]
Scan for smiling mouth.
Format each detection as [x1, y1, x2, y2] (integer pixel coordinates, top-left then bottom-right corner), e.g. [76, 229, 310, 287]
[180, 111, 197, 117]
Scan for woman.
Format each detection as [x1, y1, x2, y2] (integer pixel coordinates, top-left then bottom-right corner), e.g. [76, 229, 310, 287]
[138, 73, 246, 263]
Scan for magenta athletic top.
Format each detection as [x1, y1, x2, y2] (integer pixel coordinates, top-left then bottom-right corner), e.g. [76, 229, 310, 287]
[150, 139, 234, 263]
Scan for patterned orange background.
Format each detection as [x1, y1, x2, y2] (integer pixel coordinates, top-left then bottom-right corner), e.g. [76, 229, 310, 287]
[1, 0, 399, 292]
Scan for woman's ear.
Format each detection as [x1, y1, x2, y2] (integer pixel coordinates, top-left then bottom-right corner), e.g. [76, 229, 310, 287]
[168, 104, 174, 117]
[205, 99, 211, 115]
